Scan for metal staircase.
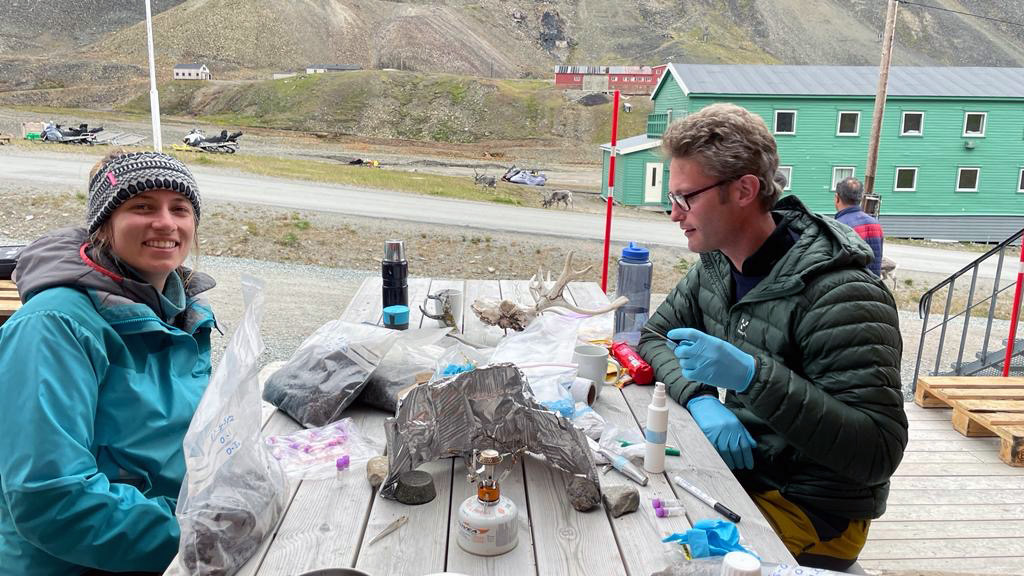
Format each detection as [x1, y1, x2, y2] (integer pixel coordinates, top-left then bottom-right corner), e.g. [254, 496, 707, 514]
[912, 229, 1024, 391]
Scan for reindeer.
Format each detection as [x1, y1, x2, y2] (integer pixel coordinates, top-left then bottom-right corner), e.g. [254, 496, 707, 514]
[473, 169, 496, 188]
[880, 256, 898, 292]
[541, 189, 574, 209]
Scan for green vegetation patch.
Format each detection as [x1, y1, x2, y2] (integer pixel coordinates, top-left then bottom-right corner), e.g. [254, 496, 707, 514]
[168, 151, 529, 206]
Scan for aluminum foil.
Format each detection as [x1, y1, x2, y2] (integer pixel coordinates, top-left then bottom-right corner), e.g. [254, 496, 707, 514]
[381, 363, 599, 499]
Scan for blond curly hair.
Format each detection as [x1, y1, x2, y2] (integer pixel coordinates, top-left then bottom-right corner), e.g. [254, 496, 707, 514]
[661, 103, 780, 210]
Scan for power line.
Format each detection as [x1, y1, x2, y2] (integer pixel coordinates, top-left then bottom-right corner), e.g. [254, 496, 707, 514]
[897, 0, 1024, 30]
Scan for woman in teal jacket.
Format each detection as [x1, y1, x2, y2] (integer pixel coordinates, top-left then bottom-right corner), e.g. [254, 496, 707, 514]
[0, 151, 216, 575]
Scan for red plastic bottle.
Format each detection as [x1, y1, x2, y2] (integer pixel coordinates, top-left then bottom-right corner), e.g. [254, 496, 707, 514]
[611, 341, 654, 385]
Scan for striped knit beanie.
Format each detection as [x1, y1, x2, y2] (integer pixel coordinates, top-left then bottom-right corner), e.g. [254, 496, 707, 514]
[86, 151, 201, 234]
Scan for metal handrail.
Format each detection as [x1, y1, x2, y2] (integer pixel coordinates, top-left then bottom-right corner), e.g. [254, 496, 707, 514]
[913, 229, 1024, 390]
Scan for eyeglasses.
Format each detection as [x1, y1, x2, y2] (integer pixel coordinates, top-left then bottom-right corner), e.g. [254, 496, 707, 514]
[667, 178, 733, 211]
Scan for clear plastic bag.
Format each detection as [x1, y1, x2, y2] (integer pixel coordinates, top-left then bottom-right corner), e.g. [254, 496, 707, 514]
[490, 313, 581, 417]
[263, 320, 397, 427]
[431, 340, 493, 381]
[167, 276, 289, 576]
[265, 418, 381, 480]
[572, 403, 606, 440]
[491, 312, 582, 366]
[515, 363, 577, 418]
[358, 327, 451, 412]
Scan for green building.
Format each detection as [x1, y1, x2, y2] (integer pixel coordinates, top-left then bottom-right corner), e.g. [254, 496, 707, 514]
[601, 64, 1024, 241]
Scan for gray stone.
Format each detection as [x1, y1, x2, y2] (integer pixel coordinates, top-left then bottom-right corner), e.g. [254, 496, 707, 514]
[566, 477, 601, 512]
[602, 484, 639, 518]
[394, 469, 436, 505]
[366, 455, 388, 489]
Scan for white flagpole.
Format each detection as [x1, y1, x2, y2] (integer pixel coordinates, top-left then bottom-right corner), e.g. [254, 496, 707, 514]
[144, 0, 162, 151]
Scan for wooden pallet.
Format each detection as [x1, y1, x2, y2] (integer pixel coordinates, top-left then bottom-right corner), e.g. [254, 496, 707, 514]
[915, 376, 1024, 466]
[0, 279, 19, 327]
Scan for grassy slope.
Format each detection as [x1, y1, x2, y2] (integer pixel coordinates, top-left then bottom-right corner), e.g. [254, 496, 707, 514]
[119, 71, 653, 145]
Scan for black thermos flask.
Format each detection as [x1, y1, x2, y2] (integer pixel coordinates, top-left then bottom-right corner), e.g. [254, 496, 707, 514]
[382, 240, 408, 308]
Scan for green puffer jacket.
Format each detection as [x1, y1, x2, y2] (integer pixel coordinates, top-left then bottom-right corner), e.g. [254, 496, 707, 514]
[638, 195, 907, 520]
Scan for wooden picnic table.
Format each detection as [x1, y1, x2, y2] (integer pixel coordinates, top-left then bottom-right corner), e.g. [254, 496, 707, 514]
[0, 280, 20, 327]
[241, 277, 795, 576]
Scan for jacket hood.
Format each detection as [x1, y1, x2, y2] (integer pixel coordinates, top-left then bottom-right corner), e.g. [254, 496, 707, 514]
[13, 227, 215, 318]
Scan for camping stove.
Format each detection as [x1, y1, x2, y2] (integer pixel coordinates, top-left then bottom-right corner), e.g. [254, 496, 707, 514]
[456, 448, 519, 556]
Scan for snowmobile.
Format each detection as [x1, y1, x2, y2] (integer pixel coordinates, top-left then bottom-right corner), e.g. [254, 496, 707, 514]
[175, 128, 242, 153]
[501, 165, 547, 186]
[40, 122, 102, 144]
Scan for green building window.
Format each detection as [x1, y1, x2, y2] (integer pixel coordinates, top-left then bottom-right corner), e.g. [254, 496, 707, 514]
[963, 112, 987, 137]
[774, 111, 796, 135]
[901, 112, 924, 136]
[837, 111, 860, 136]
[832, 167, 855, 191]
[1017, 168, 1024, 193]
[957, 167, 980, 192]
[894, 167, 917, 192]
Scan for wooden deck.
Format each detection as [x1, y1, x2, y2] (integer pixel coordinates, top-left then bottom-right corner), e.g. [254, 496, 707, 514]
[859, 401, 1024, 574]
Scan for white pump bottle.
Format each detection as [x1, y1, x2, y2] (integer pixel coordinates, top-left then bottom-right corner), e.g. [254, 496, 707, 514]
[644, 382, 669, 473]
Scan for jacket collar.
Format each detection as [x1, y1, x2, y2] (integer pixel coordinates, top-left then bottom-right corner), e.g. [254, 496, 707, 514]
[835, 205, 863, 219]
[705, 195, 874, 303]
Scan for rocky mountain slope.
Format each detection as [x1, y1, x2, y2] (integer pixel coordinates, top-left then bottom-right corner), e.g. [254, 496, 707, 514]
[3, 0, 1023, 84]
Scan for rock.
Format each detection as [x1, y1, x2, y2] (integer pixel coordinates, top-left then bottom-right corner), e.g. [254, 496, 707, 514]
[602, 484, 639, 518]
[366, 455, 388, 489]
[566, 477, 601, 512]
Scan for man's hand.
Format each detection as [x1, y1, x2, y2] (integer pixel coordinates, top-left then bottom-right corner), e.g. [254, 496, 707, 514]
[666, 327, 756, 393]
[686, 395, 755, 469]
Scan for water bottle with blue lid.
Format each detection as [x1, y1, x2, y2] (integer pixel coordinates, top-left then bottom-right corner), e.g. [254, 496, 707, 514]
[613, 242, 653, 346]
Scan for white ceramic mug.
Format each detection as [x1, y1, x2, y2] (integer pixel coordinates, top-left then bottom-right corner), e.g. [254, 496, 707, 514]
[572, 344, 623, 400]
[421, 288, 464, 329]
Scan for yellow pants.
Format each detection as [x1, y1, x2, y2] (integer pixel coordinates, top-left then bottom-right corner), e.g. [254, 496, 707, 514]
[751, 490, 869, 571]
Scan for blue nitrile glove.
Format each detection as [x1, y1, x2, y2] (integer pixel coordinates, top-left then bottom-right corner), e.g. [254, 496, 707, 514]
[686, 395, 755, 470]
[666, 327, 756, 392]
[662, 519, 757, 558]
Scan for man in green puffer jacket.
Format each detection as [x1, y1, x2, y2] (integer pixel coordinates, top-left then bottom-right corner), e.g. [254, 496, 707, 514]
[637, 103, 907, 571]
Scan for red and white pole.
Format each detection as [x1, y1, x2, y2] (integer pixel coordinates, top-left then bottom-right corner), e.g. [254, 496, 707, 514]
[1002, 238, 1024, 376]
[601, 90, 621, 292]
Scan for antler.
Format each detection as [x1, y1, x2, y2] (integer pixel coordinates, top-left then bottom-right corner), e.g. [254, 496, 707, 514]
[532, 252, 629, 316]
[473, 251, 628, 331]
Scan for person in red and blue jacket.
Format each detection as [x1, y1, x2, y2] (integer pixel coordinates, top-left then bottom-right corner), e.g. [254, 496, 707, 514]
[834, 177, 884, 277]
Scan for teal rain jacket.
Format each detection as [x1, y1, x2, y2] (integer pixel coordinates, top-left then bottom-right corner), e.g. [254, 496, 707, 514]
[0, 228, 216, 575]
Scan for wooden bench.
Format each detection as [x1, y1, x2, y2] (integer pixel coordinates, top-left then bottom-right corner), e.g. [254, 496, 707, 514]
[0, 280, 20, 327]
[915, 376, 1024, 466]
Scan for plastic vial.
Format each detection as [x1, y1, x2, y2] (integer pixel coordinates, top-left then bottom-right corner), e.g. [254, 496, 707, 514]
[652, 497, 683, 509]
[613, 242, 653, 346]
[655, 506, 686, 518]
[644, 382, 669, 474]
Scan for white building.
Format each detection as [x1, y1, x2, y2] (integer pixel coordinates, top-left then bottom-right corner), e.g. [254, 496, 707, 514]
[173, 63, 211, 80]
[305, 64, 360, 74]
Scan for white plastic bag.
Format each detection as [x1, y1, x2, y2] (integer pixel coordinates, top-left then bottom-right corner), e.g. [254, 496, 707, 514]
[167, 276, 289, 576]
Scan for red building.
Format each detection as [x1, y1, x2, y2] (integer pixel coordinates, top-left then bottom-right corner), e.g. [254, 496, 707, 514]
[553, 65, 668, 95]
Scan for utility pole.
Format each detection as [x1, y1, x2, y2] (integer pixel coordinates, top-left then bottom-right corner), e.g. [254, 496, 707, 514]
[863, 0, 899, 217]
[144, 0, 162, 151]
